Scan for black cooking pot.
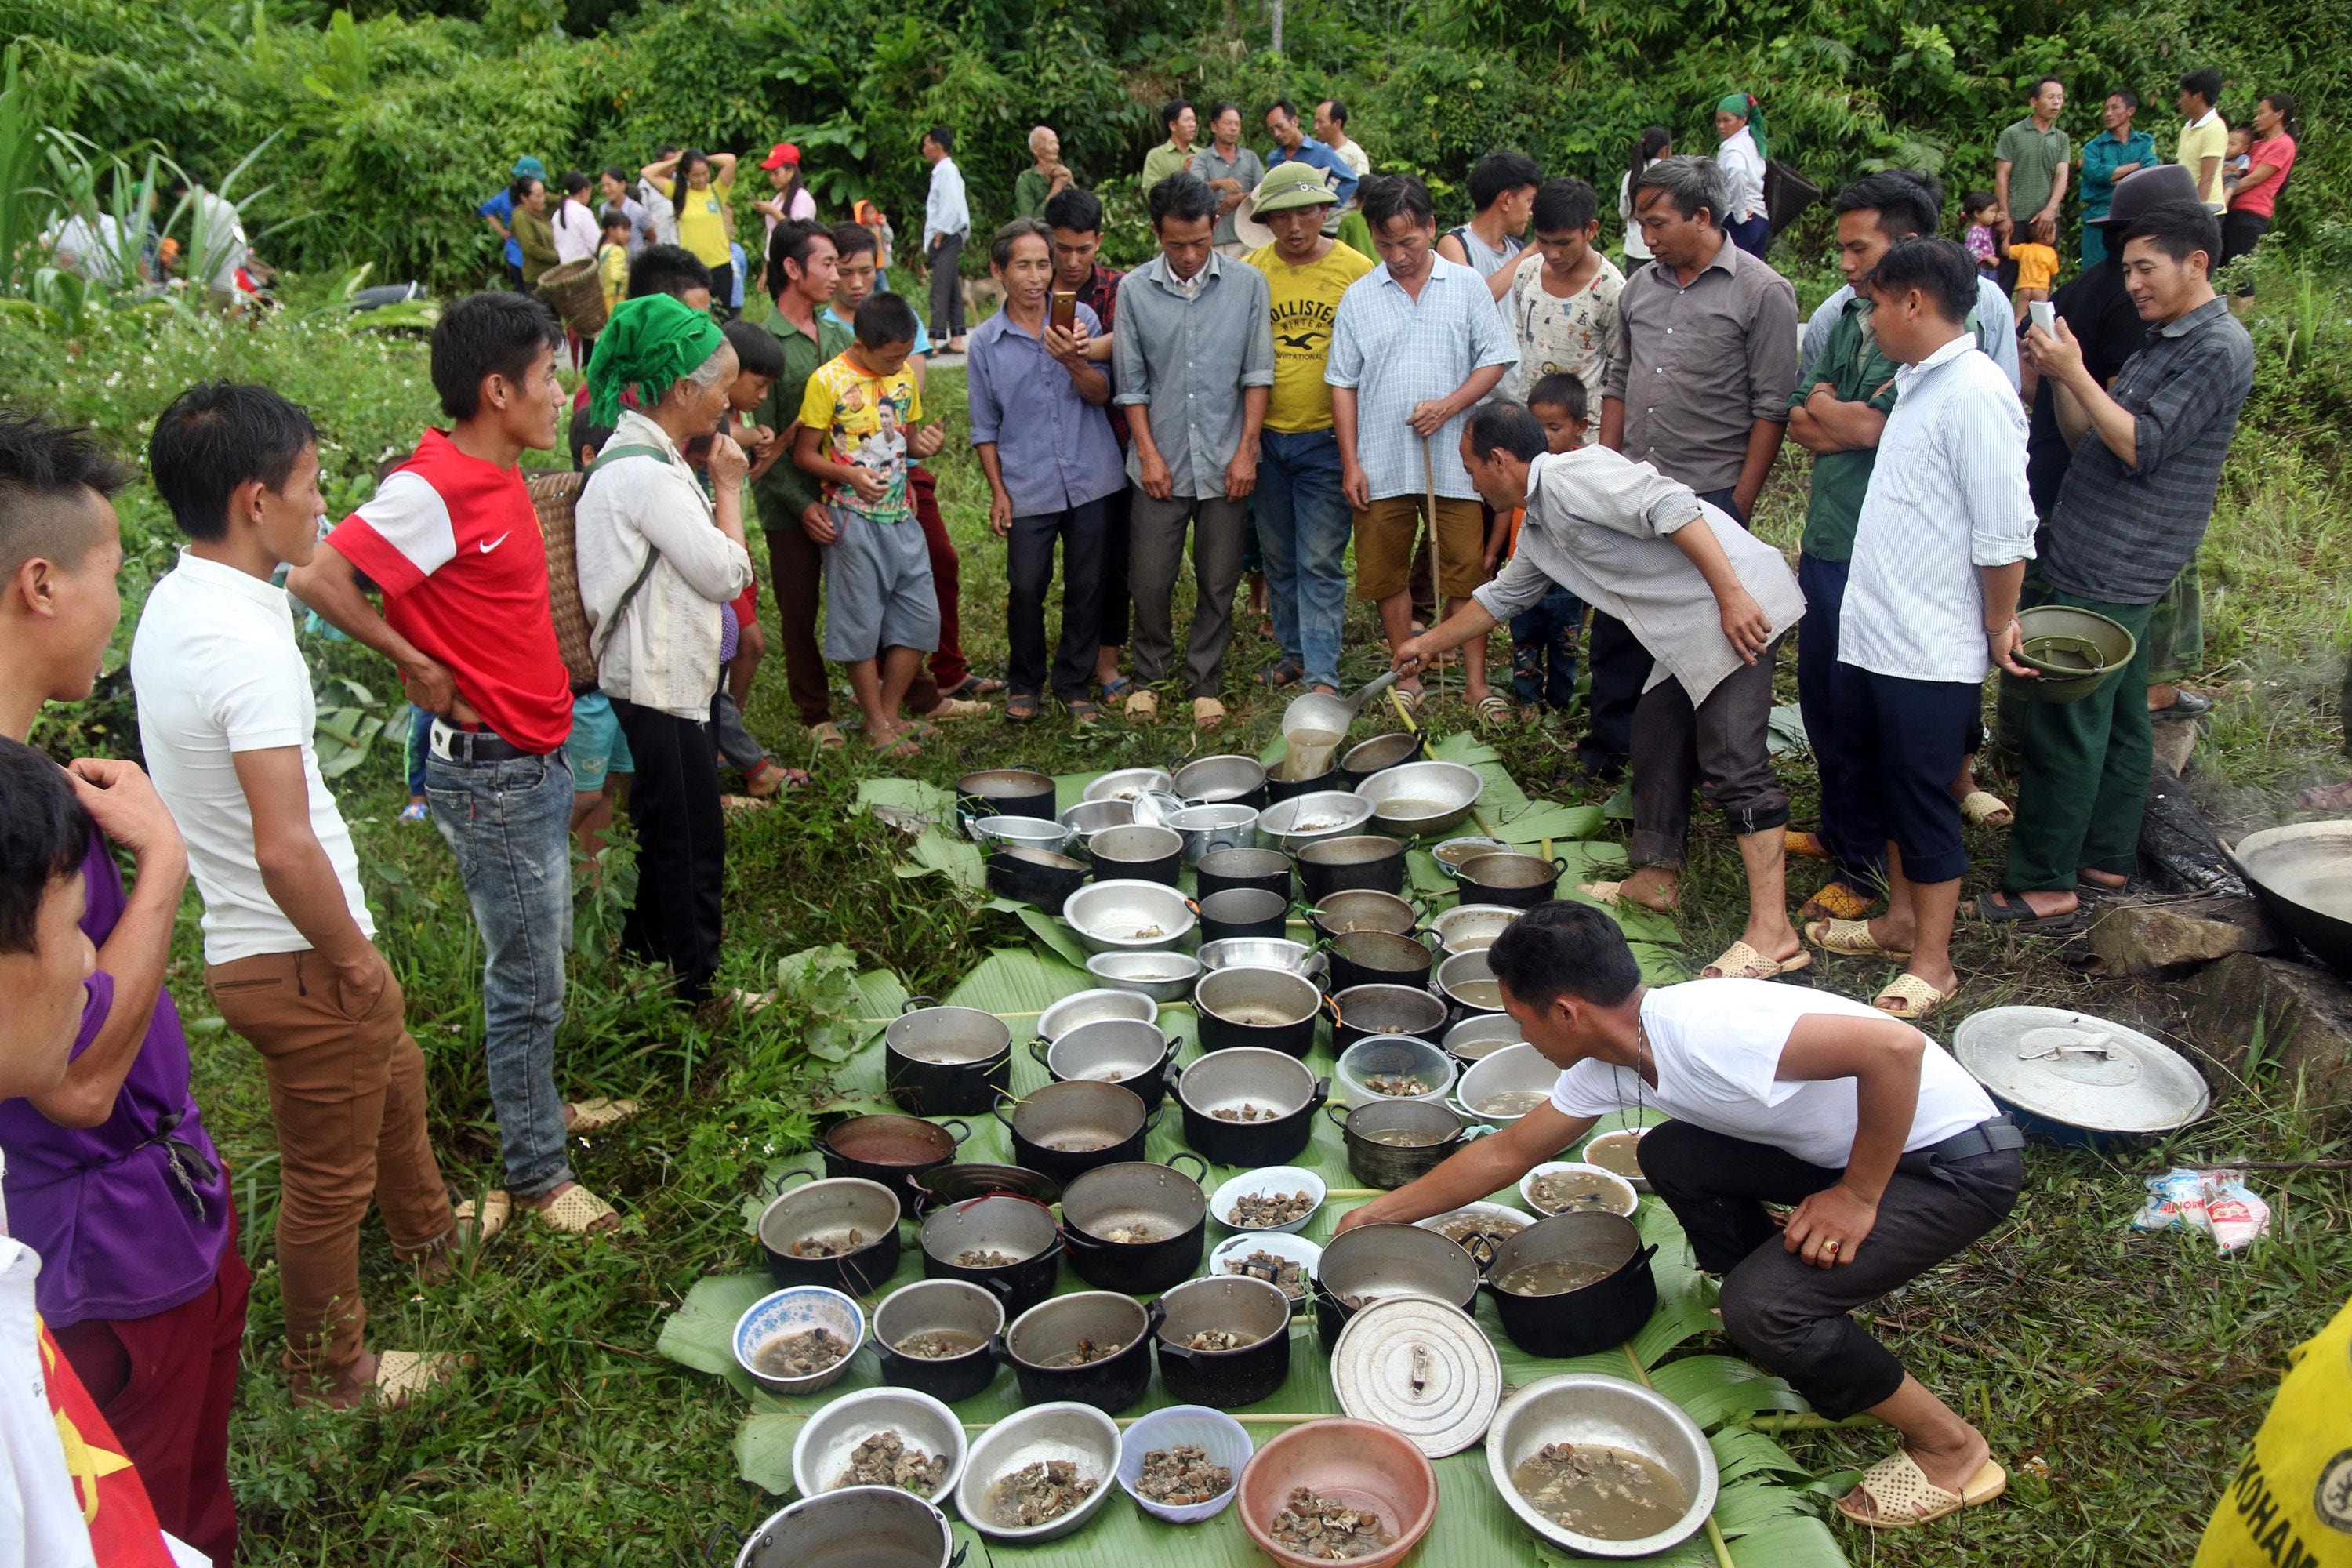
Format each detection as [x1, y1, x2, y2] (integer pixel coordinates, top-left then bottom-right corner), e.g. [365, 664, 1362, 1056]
[870, 1278, 1005, 1404]
[1296, 834, 1409, 902]
[993, 1080, 1160, 1185]
[985, 847, 1089, 914]
[1323, 929, 1439, 994]
[1263, 757, 1338, 804]
[1153, 1275, 1294, 1410]
[755, 1173, 906, 1296]
[912, 1162, 1062, 1216]
[918, 1193, 1065, 1317]
[1029, 1019, 1180, 1112]
[1057, 1156, 1210, 1295]
[1479, 1211, 1659, 1359]
[1308, 889, 1423, 944]
[1193, 965, 1326, 1058]
[1171, 753, 1271, 811]
[1454, 851, 1570, 912]
[1338, 731, 1421, 791]
[1001, 1290, 1164, 1414]
[1087, 824, 1185, 887]
[956, 766, 1057, 824]
[1176, 1048, 1330, 1166]
[1327, 1098, 1483, 1189]
[1196, 887, 1290, 943]
[817, 1113, 972, 1200]
[1328, 983, 1450, 1052]
[1196, 847, 1294, 904]
[885, 998, 1014, 1116]
[1311, 1220, 1484, 1351]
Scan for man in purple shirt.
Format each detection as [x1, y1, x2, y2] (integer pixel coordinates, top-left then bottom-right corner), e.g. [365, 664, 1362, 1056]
[0, 410, 246, 1565]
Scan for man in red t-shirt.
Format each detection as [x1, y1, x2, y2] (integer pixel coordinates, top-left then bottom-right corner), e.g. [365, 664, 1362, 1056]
[290, 292, 620, 1237]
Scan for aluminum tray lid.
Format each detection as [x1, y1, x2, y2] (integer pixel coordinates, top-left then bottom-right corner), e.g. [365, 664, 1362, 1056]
[1952, 1005, 2211, 1134]
[1330, 1295, 1501, 1457]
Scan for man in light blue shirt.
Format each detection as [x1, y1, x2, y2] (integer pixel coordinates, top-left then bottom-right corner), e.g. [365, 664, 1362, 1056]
[920, 126, 971, 350]
[1265, 100, 1359, 234]
[1327, 175, 1515, 715]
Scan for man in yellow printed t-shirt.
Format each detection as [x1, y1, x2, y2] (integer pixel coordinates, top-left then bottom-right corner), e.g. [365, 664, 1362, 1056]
[789, 289, 942, 755]
[2176, 68, 2231, 212]
[1241, 162, 1374, 698]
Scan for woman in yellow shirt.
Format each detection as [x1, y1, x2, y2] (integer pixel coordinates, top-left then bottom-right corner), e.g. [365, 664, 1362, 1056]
[644, 147, 739, 308]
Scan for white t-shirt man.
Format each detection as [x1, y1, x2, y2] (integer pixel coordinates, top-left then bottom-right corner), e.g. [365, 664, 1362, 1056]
[130, 551, 373, 965]
[1548, 978, 1997, 1170]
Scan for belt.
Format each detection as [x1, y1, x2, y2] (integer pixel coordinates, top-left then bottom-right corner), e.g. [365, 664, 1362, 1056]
[1922, 1116, 2026, 1165]
[429, 720, 536, 765]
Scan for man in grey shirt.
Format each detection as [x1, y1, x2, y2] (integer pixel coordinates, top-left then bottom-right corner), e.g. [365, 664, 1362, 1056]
[1585, 154, 1796, 781]
[1396, 402, 1808, 984]
[1112, 175, 1275, 730]
[1191, 103, 1267, 256]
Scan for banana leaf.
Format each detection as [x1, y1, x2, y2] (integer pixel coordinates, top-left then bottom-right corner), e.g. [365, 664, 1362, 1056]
[1014, 906, 1092, 969]
[902, 828, 985, 890]
[855, 775, 955, 824]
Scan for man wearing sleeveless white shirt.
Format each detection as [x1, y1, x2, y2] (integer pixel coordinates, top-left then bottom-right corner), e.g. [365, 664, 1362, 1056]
[1338, 902, 2024, 1534]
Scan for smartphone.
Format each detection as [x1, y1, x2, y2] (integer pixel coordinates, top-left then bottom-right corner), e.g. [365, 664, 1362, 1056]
[1050, 290, 1077, 335]
[2027, 299, 2056, 337]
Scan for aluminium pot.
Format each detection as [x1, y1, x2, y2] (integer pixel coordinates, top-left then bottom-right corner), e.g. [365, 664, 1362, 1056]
[1296, 834, 1409, 903]
[1428, 902, 1522, 956]
[1172, 753, 1271, 810]
[1338, 731, 1422, 792]
[919, 1193, 1065, 1317]
[1058, 799, 1136, 840]
[818, 1113, 972, 1199]
[1323, 929, 1439, 994]
[993, 1080, 1160, 1185]
[1311, 1221, 1483, 1351]
[757, 1174, 906, 1296]
[886, 998, 1014, 1117]
[967, 815, 1076, 856]
[1432, 949, 1506, 1018]
[1197, 936, 1326, 982]
[1454, 851, 1570, 913]
[1152, 1274, 1294, 1410]
[1308, 888, 1423, 942]
[1087, 823, 1185, 887]
[1328, 983, 1450, 1053]
[956, 767, 1057, 824]
[731, 1486, 960, 1568]
[1001, 1290, 1163, 1414]
[1082, 767, 1175, 804]
[1193, 966, 1324, 1058]
[1196, 887, 1291, 944]
[1195, 847, 1294, 904]
[871, 1279, 1006, 1405]
[1327, 1098, 1484, 1190]
[1057, 1156, 1211, 1295]
[1167, 802, 1261, 865]
[1176, 1047, 1330, 1167]
[985, 847, 1089, 914]
[1264, 756, 1338, 804]
[1441, 1012, 1527, 1068]
[1029, 1018, 1180, 1112]
[1479, 1210, 1659, 1359]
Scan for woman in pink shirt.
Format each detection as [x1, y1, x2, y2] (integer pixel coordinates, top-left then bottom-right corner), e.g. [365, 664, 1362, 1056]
[2221, 91, 2299, 284]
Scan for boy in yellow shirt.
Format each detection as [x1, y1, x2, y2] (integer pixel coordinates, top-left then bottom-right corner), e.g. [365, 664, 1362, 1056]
[791, 291, 941, 754]
[595, 207, 632, 311]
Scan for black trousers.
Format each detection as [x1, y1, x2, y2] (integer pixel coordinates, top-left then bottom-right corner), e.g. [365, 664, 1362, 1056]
[927, 234, 966, 342]
[1639, 1120, 2021, 1419]
[1580, 486, 1744, 780]
[612, 697, 726, 1004]
[1007, 495, 1109, 701]
[1098, 484, 1132, 651]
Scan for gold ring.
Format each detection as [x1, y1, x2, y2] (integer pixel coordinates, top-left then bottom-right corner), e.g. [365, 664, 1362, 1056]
[1824, 1240, 1840, 1254]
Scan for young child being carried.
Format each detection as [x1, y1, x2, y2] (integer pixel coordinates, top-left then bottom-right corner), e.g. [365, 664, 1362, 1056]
[1503, 372, 1592, 717]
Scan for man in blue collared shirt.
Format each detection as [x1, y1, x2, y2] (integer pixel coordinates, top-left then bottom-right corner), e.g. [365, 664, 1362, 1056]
[969, 219, 1126, 724]
[1264, 100, 1359, 236]
[1327, 175, 1516, 715]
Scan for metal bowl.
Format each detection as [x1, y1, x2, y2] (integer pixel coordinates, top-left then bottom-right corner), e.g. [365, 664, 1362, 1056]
[1237, 1418, 1438, 1568]
[1443, 1012, 1527, 1063]
[954, 1400, 1125, 1542]
[1483, 1374, 1719, 1558]
[790, 1386, 967, 1503]
[1059, 799, 1137, 838]
[1433, 949, 1505, 1014]
[1256, 790, 1377, 851]
[1335, 1035, 1457, 1108]
[1173, 754, 1271, 805]
[1448, 1043, 1559, 1127]
[1352, 761, 1484, 837]
[1037, 988, 1157, 1043]
[1429, 902, 1522, 956]
[1197, 937, 1324, 978]
[1083, 768, 1174, 804]
[734, 1286, 867, 1396]
[1178, 1047, 1321, 1121]
[970, 815, 1078, 855]
[731, 1486, 956, 1568]
[1086, 949, 1203, 1002]
[1167, 802, 1261, 864]
[1338, 731, 1423, 789]
[1063, 878, 1197, 953]
[1432, 836, 1510, 877]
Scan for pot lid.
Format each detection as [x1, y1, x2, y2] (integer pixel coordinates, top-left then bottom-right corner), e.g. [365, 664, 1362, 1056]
[916, 1163, 1063, 1207]
[1952, 1006, 2211, 1134]
[1330, 1295, 1501, 1457]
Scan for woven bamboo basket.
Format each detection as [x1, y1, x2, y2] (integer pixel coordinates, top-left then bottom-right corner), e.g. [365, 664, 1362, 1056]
[538, 259, 608, 337]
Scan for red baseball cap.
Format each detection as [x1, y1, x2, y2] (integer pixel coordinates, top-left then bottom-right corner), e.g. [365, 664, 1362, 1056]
[760, 143, 802, 169]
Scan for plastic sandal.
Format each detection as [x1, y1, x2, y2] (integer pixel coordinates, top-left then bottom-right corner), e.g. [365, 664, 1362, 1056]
[400, 800, 430, 824]
[1254, 661, 1303, 689]
[1805, 916, 1913, 960]
[1701, 940, 1813, 980]
[449, 1189, 511, 1246]
[1098, 673, 1132, 698]
[1065, 698, 1102, 727]
[942, 675, 1007, 698]
[1783, 828, 1830, 860]
[1193, 696, 1229, 731]
[374, 1349, 463, 1410]
[1799, 882, 1874, 922]
[1124, 690, 1159, 723]
[566, 1098, 638, 1133]
[1872, 971, 1956, 1019]
[1958, 789, 2014, 829]
[534, 1184, 619, 1236]
[1475, 693, 1515, 730]
[809, 721, 848, 751]
[924, 697, 991, 720]
[1973, 891, 2085, 932]
[1005, 693, 1042, 724]
[1835, 1451, 2007, 1530]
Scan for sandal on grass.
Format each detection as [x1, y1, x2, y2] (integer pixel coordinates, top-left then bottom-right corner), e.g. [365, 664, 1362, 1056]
[924, 697, 990, 720]
[1973, 890, 2085, 932]
[400, 800, 430, 824]
[941, 674, 1007, 699]
[1005, 692, 1042, 724]
[1124, 689, 1159, 723]
[1254, 659, 1304, 689]
[566, 1098, 637, 1134]
[374, 1350, 463, 1410]
[808, 720, 848, 751]
[1784, 828, 1831, 861]
[1805, 917, 1912, 961]
[1835, 1451, 2007, 1530]
[1098, 673, 1132, 698]
[534, 1184, 620, 1236]
[1701, 940, 1813, 980]
[1958, 789, 2014, 829]
[1873, 971, 1956, 1019]
[1577, 880, 1679, 913]
[1475, 693, 1515, 730]
[1193, 696, 1229, 731]
[1799, 881, 1874, 923]
[1065, 698, 1102, 727]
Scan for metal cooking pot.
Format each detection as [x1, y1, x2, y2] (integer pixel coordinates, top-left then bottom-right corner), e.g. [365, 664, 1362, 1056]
[1036, 988, 1156, 1044]
[1429, 902, 1522, 956]
[1327, 1098, 1485, 1189]
[2235, 821, 2352, 975]
[1312, 1221, 1483, 1350]
[1197, 937, 1326, 981]
[1194, 965, 1325, 1058]
[1087, 824, 1185, 887]
[1176, 1047, 1330, 1166]
[1442, 1012, 1526, 1067]
[731, 1486, 962, 1568]
[1057, 1157, 1210, 1295]
[1062, 879, 1197, 955]
[1433, 949, 1505, 1018]
[1329, 984, 1450, 1052]
[956, 768, 1057, 824]
[1196, 846, 1294, 904]
[818, 1113, 972, 1198]
[1323, 928, 1439, 994]
[871, 1279, 1006, 1405]
[1196, 887, 1291, 945]
[1172, 754, 1271, 809]
[985, 847, 1090, 914]
[1001, 1290, 1163, 1414]
[1454, 851, 1568, 912]
[1167, 802, 1261, 865]
[1297, 834, 1409, 903]
[1264, 754, 1338, 804]
[1338, 731, 1421, 791]
[886, 999, 1014, 1116]
[1083, 949, 1201, 1004]
[757, 1174, 906, 1295]
[1058, 799, 1136, 840]
[919, 1193, 1064, 1317]
[1479, 1211, 1658, 1359]
[993, 1080, 1159, 1185]
[1082, 768, 1174, 804]
[1352, 760, 1484, 837]
[1029, 1018, 1180, 1112]
[1153, 1275, 1293, 1410]
[1255, 790, 1376, 852]
[967, 815, 1076, 855]
[1308, 888, 1423, 942]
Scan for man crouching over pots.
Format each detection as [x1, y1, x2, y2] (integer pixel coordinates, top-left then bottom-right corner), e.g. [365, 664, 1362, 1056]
[1335, 900, 2024, 1532]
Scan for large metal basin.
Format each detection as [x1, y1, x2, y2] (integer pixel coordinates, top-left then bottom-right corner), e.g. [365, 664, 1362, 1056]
[1483, 1374, 1719, 1558]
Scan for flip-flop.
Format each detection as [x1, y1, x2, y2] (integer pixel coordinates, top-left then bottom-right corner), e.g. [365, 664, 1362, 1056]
[1254, 660, 1304, 689]
[1958, 789, 2014, 828]
[1973, 891, 2085, 931]
[1701, 940, 1813, 980]
[533, 1184, 620, 1236]
[1475, 693, 1515, 730]
[1835, 1451, 2007, 1530]
[873, 731, 924, 759]
[566, 1098, 638, 1133]
[1006, 693, 1042, 724]
[1799, 882, 1874, 922]
[1873, 972, 1957, 1019]
[1098, 673, 1132, 698]
[941, 675, 1007, 699]
[1805, 917, 1912, 961]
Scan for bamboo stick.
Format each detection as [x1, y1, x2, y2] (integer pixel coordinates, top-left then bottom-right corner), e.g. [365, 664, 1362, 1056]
[1388, 687, 1501, 840]
[1619, 1344, 1736, 1568]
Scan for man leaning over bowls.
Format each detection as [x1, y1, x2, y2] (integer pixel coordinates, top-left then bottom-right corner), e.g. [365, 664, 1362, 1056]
[1334, 900, 2025, 1534]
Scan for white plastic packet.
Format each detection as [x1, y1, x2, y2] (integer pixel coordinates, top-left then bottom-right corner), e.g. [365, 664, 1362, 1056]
[2130, 1166, 2269, 1253]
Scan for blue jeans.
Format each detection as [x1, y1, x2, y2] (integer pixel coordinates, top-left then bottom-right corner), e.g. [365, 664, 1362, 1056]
[423, 749, 575, 1200]
[1510, 583, 1584, 710]
[1253, 428, 1352, 692]
[405, 706, 434, 795]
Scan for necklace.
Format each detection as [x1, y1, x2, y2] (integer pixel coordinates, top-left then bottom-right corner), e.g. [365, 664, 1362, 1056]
[1617, 1008, 1650, 1130]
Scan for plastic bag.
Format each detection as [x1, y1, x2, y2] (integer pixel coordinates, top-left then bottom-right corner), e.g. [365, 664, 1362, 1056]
[2131, 1167, 2270, 1253]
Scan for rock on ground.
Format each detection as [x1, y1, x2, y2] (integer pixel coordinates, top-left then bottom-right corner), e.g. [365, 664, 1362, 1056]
[2090, 898, 2274, 977]
[2188, 952, 2352, 1127]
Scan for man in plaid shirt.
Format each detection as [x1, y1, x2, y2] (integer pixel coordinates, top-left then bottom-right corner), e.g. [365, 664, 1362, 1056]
[1046, 187, 1134, 695]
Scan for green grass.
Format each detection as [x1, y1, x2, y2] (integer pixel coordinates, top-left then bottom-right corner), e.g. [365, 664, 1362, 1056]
[5, 281, 2348, 1565]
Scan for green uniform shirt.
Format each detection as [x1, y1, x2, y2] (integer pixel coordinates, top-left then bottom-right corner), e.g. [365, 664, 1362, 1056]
[1995, 116, 2071, 223]
[1141, 139, 1195, 192]
[751, 310, 856, 528]
[1014, 166, 1054, 219]
[1793, 296, 1901, 562]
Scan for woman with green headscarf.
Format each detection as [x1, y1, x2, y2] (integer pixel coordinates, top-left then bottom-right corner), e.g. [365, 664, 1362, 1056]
[1715, 91, 1772, 256]
[575, 292, 753, 1004]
